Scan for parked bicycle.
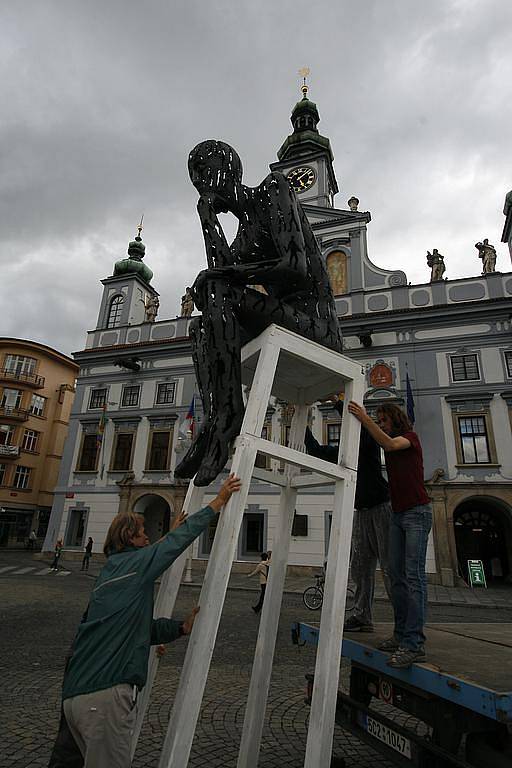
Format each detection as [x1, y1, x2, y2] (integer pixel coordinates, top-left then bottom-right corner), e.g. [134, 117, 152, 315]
[302, 572, 355, 612]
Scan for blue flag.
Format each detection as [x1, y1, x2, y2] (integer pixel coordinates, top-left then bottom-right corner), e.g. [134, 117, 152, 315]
[406, 372, 415, 424]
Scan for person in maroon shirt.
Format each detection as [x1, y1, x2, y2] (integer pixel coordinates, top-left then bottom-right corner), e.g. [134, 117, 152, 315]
[348, 401, 432, 669]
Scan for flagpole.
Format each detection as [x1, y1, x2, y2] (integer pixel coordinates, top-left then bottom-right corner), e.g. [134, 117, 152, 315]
[98, 403, 108, 479]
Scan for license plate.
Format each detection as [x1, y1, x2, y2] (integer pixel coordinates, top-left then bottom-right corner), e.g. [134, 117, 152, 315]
[364, 715, 412, 758]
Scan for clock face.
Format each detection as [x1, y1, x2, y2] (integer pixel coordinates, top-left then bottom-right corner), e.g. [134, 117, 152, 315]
[287, 166, 316, 194]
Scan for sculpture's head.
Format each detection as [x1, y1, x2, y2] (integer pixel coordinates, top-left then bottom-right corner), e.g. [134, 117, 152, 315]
[188, 140, 243, 211]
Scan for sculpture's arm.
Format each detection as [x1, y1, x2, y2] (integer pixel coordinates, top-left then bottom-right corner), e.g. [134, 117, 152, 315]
[197, 196, 235, 268]
[196, 173, 309, 288]
[265, 172, 308, 282]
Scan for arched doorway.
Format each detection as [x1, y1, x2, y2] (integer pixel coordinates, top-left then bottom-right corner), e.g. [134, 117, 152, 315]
[133, 494, 171, 543]
[453, 497, 512, 584]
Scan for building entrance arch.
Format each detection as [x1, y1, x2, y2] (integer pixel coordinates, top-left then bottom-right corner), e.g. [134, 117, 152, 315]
[133, 494, 172, 543]
[453, 497, 512, 583]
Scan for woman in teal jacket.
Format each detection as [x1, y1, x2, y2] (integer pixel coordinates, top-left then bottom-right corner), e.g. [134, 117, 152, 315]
[62, 473, 241, 767]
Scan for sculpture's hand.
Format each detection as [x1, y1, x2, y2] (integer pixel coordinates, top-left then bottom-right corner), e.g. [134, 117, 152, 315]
[196, 195, 234, 268]
[197, 193, 229, 216]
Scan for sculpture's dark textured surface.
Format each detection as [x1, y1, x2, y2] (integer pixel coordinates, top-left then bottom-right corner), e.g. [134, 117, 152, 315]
[175, 140, 342, 486]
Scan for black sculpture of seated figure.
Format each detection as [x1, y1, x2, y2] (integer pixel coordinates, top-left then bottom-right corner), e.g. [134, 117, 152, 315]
[175, 140, 343, 486]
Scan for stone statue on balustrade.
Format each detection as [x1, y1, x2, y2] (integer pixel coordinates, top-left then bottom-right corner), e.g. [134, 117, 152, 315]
[426, 249, 446, 281]
[475, 238, 497, 274]
[174, 139, 342, 486]
[144, 294, 159, 322]
[180, 289, 195, 317]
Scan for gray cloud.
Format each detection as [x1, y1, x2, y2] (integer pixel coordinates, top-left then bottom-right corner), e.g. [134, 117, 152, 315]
[1, 0, 510, 355]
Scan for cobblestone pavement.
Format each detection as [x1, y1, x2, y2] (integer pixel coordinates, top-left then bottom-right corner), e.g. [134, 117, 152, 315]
[2, 552, 512, 767]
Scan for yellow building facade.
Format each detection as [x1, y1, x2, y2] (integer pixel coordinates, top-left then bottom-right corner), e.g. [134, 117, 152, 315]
[0, 338, 78, 547]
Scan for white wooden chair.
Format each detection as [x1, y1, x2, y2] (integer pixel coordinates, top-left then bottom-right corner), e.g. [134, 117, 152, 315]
[133, 324, 364, 768]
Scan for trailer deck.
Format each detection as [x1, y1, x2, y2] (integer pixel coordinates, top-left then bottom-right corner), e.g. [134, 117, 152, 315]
[293, 621, 512, 766]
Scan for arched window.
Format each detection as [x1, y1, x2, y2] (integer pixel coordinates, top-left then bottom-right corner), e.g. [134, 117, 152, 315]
[107, 295, 124, 328]
[326, 251, 348, 295]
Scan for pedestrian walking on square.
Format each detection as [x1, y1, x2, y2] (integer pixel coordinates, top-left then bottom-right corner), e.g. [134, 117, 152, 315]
[304, 398, 392, 632]
[247, 552, 269, 613]
[81, 537, 93, 571]
[28, 529, 37, 550]
[61, 473, 241, 768]
[348, 401, 432, 669]
[51, 539, 63, 571]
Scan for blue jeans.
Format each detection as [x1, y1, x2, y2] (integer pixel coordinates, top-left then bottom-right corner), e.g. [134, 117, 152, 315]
[389, 504, 432, 651]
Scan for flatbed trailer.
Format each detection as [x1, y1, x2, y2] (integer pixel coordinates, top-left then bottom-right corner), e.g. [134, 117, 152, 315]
[292, 621, 512, 767]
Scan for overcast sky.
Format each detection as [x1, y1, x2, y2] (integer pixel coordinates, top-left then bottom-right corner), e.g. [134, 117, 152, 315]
[1, 0, 510, 357]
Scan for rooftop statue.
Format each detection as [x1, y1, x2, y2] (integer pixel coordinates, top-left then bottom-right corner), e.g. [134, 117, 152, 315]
[475, 238, 497, 274]
[180, 289, 195, 317]
[426, 248, 446, 281]
[144, 294, 159, 322]
[174, 140, 342, 486]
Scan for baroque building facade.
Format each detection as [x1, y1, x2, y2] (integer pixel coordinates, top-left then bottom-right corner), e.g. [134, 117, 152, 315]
[0, 338, 78, 547]
[44, 89, 512, 586]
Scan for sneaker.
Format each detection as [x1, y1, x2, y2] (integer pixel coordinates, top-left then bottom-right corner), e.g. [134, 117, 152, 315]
[386, 647, 426, 669]
[378, 636, 400, 652]
[344, 615, 374, 632]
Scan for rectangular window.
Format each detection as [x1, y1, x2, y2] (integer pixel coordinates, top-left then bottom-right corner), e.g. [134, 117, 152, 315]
[505, 351, 512, 378]
[451, 354, 479, 382]
[89, 388, 107, 409]
[458, 416, 490, 463]
[155, 382, 176, 405]
[13, 465, 31, 489]
[22, 429, 38, 452]
[111, 433, 134, 471]
[0, 464, 6, 485]
[1, 388, 23, 409]
[0, 425, 14, 445]
[4, 355, 36, 376]
[78, 434, 99, 471]
[326, 422, 341, 448]
[292, 513, 308, 537]
[241, 513, 264, 556]
[121, 385, 140, 407]
[147, 430, 171, 470]
[29, 394, 46, 417]
[65, 509, 87, 547]
[201, 516, 219, 556]
[255, 424, 270, 470]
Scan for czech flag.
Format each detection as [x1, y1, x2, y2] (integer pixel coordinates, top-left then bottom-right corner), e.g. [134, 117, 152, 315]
[185, 395, 196, 438]
[97, 403, 107, 448]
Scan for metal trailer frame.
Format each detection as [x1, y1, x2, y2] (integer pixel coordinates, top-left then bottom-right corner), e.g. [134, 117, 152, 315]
[293, 621, 512, 768]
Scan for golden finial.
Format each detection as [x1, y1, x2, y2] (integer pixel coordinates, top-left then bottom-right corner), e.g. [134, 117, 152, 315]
[137, 214, 144, 240]
[298, 67, 310, 97]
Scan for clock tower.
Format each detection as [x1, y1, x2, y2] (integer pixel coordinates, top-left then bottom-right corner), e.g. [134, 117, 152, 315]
[270, 79, 338, 208]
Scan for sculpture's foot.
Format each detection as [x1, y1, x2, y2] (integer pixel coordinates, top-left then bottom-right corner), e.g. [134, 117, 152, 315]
[193, 416, 243, 487]
[174, 425, 211, 479]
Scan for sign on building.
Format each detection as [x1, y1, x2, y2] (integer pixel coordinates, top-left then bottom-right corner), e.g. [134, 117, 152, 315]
[467, 559, 487, 588]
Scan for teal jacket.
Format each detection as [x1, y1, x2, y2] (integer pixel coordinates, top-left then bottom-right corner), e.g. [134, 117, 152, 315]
[62, 504, 216, 700]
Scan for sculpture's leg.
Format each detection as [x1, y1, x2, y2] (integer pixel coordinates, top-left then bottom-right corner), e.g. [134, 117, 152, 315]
[194, 279, 245, 486]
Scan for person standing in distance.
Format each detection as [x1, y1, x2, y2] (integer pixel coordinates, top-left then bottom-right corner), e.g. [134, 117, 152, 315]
[81, 537, 93, 571]
[62, 473, 241, 767]
[348, 402, 432, 669]
[247, 552, 269, 613]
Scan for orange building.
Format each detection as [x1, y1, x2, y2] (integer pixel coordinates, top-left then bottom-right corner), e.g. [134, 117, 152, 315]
[0, 338, 78, 547]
